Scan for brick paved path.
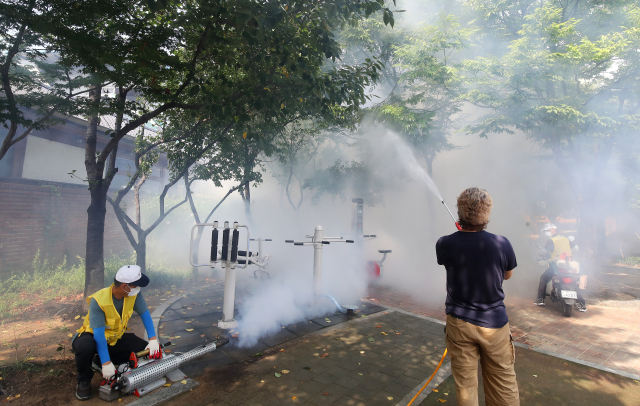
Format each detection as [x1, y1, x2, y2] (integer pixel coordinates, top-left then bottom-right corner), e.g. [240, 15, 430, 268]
[367, 285, 640, 377]
[164, 311, 447, 406]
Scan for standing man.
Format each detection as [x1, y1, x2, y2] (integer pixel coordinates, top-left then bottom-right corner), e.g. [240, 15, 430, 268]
[72, 265, 161, 401]
[534, 223, 586, 311]
[436, 187, 519, 406]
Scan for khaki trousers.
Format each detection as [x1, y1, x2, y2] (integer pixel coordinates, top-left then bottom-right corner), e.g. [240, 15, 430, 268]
[445, 315, 520, 406]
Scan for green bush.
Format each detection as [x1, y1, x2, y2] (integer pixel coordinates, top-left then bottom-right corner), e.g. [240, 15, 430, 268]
[0, 252, 189, 317]
[620, 256, 640, 267]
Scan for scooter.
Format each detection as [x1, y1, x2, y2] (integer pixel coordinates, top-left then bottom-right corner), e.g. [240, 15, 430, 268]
[536, 242, 585, 317]
[547, 254, 581, 317]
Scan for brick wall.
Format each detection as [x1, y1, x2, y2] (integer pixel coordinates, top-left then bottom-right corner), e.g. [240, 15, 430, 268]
[0, 178, 132, 272]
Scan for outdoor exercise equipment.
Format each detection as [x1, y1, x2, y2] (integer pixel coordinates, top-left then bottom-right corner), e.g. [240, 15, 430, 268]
[237, 238, 272, 279]
[189, 221, 250, 329]
[351, 198, 392, 278]
[286, 225, 359, 313]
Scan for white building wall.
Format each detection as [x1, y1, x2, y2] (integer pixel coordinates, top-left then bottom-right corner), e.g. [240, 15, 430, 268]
[22, 135, 86, 185]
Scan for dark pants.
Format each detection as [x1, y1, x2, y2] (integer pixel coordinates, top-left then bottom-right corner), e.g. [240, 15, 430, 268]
[537, 266, 586, 306]
[72, 332, 147, 382]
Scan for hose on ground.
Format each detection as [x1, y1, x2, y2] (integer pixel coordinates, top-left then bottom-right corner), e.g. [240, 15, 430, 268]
[406, 348, 448, 406]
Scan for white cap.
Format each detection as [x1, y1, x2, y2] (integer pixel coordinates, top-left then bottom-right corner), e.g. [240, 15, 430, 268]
[542, 223, 557, 231]
[115, 265, 149, 287]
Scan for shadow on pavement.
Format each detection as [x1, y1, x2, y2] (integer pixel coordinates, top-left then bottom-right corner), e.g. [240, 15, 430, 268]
[419, 346, 640, 406]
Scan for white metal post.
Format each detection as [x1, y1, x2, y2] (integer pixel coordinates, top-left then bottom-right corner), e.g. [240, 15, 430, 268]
[219, 222, 238, 329]
[313, 225, 323, 296]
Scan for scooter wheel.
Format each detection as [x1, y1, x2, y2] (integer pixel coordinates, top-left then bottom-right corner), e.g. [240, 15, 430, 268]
[562, 303, 573, 317]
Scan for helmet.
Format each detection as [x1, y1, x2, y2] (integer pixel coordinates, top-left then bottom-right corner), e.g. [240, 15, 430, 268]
[541, 223, 557, 232]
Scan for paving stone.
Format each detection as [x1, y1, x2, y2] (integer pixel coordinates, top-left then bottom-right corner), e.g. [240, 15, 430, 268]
[159, 309, 184, 321]
[311, 314, 348, 327]
[306, 392, 339, 406]
[285, 321, 325, 336]
[254, 328, 297, 347]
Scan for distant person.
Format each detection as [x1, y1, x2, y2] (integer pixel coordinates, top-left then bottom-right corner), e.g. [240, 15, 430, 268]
[436, 187, 520, 406]
[71, 265, 161, 401]
[534, 223, 586, 311]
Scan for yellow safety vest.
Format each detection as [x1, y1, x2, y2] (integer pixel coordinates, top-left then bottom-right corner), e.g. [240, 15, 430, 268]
[77, 284, 137, 346]
[550, 235, 571, 260]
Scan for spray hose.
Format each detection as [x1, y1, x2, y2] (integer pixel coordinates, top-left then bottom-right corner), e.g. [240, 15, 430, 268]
[406, 348, 448, 406]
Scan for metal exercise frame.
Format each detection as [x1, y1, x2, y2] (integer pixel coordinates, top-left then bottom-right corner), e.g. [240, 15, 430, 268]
[188, 221, 250, 330]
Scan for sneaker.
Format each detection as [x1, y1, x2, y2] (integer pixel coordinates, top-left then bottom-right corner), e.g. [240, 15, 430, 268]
[534, 298, 545, 306]
[576, 302, 587, 312]
[75, 381, 92, 401]
[91, 355, 102, 372]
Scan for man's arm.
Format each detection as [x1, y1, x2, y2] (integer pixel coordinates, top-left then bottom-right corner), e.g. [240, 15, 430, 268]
[134, 294, 156, 340]
[89, 299, 111, 365]
[504, 270, 513, 280]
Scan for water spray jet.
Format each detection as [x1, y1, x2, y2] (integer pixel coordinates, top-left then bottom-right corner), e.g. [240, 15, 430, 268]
[442, 200, 462, 230]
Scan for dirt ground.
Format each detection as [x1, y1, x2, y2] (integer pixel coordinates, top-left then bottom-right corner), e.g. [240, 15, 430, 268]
[0, 278, 218, 404]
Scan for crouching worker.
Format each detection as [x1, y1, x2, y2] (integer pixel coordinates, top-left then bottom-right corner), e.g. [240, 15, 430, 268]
[72, 265, 161, 401]
[436, 188, 520, 406]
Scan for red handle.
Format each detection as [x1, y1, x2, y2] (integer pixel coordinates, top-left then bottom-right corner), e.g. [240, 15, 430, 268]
[455, 222, 462, 230]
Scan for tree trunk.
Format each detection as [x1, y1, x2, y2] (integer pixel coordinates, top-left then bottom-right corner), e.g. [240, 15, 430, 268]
[243, 181, 255, 227]
[85, 185, 108, 297]
[84, 80, 105, 299]
[136, 232, 147, 273]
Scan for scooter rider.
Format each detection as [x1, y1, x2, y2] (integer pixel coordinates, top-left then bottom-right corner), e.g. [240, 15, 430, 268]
[72, 265, 161, 401]
[534, 223, 586, 312]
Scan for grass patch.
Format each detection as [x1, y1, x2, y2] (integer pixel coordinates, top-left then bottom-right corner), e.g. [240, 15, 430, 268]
[0, 251, 189, 317]
[619, 256, 640, 267]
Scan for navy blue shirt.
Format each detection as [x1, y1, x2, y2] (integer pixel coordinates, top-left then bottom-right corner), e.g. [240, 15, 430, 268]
[436, 230, 517, 328]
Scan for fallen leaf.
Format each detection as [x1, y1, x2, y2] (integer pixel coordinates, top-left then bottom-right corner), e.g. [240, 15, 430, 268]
[164, 383, 172, 387]
[186, 328, 194, 332]
[68, 333, 73, 337]
[185, 321, 192, 323]
[433, 389, 439, 393]
[320, 353, 329, 358]
[381, 332, 388, 335]
[275, 372, 281, 378]
[181, 380, 187, 384]
[564, 363, 568, 365]
[438, 400, 447, 403]
[360, 351, 365, 354]
[533, 375, 537, 378]
[281, 370, 289, 374]
[74, 315, 81, 320]
[375, 325, 382, 328]
[358, 373, 363, 376]
[251, 353, 263, 357]
[444, 393, 448, 395]
[292, 396, 297, 400]
[201, 334, 205, 337]
[165, 291, 172, 295]
[387, 397, 393, 400]
[313, 353, 319, 356]
[323, 393, 329, 396]
[14, 395, 19, 398]
[368, 338, 375, 342]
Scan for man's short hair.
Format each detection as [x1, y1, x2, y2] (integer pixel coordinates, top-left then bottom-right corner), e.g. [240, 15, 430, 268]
[457, 187, 493, 230]
[114, 278, 123, 288]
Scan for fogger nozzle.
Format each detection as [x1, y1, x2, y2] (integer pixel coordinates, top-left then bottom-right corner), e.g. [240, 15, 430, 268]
[442, 200, 462, 231]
